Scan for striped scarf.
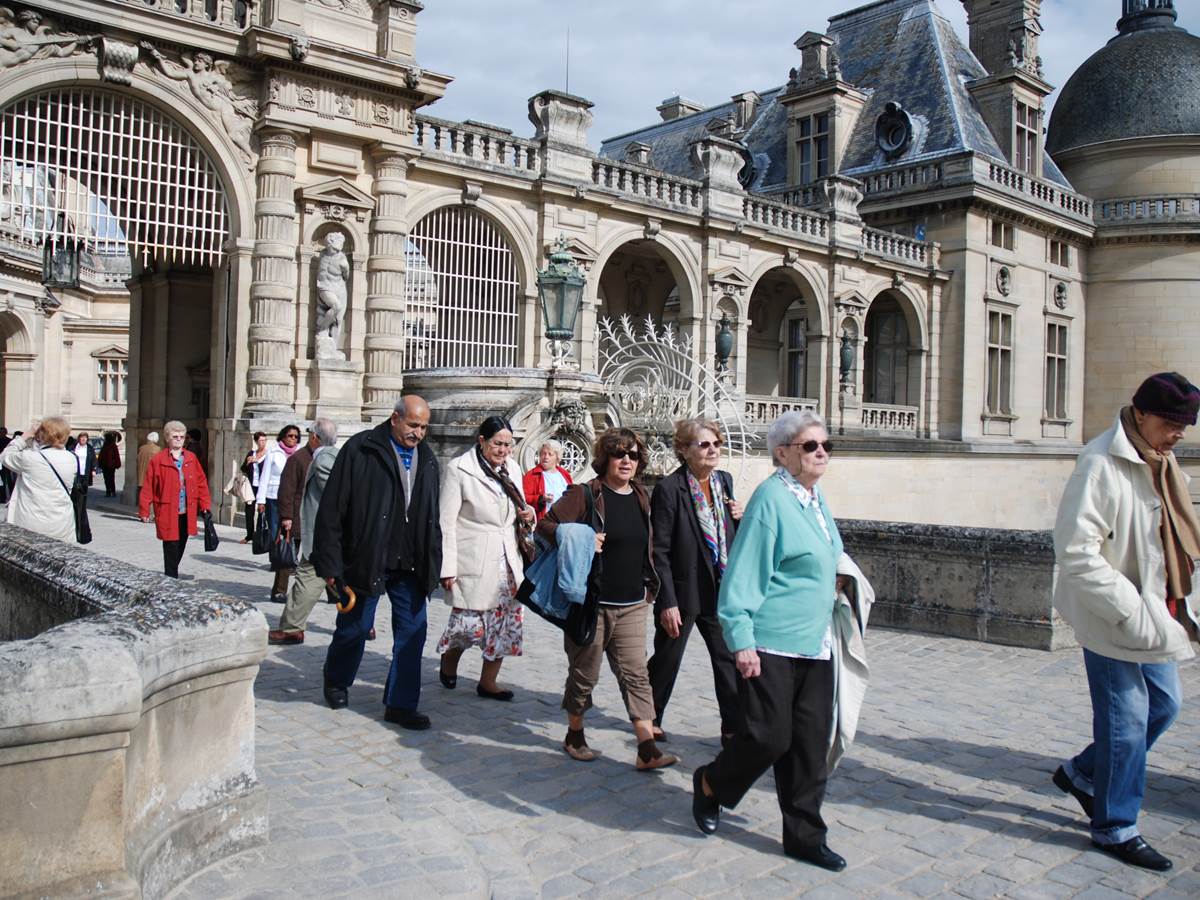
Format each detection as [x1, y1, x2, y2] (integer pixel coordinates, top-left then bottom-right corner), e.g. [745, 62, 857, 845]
[686, 470, 729, 576]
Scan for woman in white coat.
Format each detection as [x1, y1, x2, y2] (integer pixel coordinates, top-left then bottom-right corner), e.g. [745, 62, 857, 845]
[436, 415, 535, 701]
[1, 417, 77, 542]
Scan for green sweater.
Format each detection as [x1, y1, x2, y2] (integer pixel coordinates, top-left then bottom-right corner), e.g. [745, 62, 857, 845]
[718, 473, 843, 655]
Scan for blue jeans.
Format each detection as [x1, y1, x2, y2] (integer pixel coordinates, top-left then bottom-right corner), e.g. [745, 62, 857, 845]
[1063, 648, 1181, 845]
[323, 571, 428, 712]
[264, 497, 280, 540]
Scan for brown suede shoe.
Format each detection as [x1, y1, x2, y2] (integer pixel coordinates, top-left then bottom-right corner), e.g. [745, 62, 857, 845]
[562, 728, 598, 762]
[268, 629, 303, 645]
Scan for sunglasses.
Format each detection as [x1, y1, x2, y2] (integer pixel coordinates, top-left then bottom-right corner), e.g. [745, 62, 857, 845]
[788, 440, 834, 454]
[611, 449, 641, 461]
[693, 440, 722, 450]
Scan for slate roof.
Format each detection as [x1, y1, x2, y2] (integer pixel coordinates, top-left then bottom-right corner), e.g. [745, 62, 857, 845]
[598, 0, 1071, 191]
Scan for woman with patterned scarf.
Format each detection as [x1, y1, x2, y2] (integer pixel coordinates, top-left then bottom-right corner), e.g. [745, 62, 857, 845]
[647, 418, 743, 746]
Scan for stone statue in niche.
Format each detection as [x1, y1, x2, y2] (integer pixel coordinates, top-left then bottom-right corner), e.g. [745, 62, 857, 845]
[315, 232, 350, 360]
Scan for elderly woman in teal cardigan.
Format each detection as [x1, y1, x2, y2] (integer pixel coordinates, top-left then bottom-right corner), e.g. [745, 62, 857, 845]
[690, 409, 849, 873]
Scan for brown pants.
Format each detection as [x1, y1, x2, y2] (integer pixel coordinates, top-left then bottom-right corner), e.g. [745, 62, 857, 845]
[562, 603, 655, 722]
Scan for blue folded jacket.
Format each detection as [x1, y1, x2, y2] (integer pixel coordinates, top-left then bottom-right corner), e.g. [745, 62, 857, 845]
[525, 523, 593, 620]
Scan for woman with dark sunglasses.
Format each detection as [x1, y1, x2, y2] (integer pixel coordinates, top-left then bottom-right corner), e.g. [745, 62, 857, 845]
[536, 426, 678, 770]
[691, 410, 850, 872]
[255, 424, 302, 602]
[646, 417, 744, 748]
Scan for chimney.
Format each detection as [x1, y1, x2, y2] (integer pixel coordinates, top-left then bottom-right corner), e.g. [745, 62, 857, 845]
[731, 91, 761, 129]
[960, 0, 1044, 76]
[624, 142, 651, 165]
[657, 95, 705, 122]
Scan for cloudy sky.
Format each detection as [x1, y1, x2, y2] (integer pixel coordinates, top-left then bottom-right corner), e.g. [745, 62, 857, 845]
[414, 0, 1197, 146]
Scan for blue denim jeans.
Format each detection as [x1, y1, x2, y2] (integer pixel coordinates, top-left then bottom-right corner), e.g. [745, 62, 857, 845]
[1063, 648, 1181, 845]
[323, 571, 428, 712]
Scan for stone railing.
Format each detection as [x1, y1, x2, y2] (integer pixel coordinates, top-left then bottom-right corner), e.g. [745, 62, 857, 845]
[414, 116, 542, 175]
[120, 0, 253, 29]
[591, 159, 703, 210]
[742, 195, 829, 241]
[743, 393, 818, 425]
[0, 526, 267, 899]
[861, 402, 918, 433]
[862, 226, 929, 266]
[859, 161, 945, 198]
[1096, 195, 1200, 226]
[770, 185, 822, 208]
[982, 159, 1092, 222]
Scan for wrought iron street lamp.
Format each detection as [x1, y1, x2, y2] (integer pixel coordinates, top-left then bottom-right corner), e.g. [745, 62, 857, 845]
[537, 235, 585, 367]
[41, 216, 81, 290]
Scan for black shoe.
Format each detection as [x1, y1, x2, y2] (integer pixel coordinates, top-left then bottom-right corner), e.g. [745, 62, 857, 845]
[269, 593, 287, 604]
[323, 683, 348, 709]
[439, 659, 457, 690]
[786, 843, 847, 872]
[476, 684, 513, 701]
[384, 707, 431, 730]
[1093, 836, 1172, 872]
[691, 766, 719, 835]
[1053, 765, 1095, 819]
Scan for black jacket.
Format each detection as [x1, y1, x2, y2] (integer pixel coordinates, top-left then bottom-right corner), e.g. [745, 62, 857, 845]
[65, 437, 96, 486]
[310, 421, 442, 597]
[650, 466, 737, 616]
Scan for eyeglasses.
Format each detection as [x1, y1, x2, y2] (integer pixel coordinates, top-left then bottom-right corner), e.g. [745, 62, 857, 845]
[693, 440, 723, 450]
[611, 449, 641, 461]
[787, 440, 834, 454]
[284, 432, 300, 441]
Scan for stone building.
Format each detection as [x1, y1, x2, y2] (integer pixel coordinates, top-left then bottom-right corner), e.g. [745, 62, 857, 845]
[0, 0, 1194, 530]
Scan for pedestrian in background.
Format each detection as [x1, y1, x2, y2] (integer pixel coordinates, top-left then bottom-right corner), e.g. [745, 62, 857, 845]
[137, 431, 160, 501]
[98, 431, 121, 497]
[1051, 372, 1200, 872]
[0, 417, 76, 541]
[185, 428, 207, 476]
[437, 415, 532, 701]
[522, 439, 572, 521]
[139, 420, 212, 578]
[0, 427, 12, 502]
[647, 417, 743, 746]
[269, 423, 320, 622]
[269, 418, 340, 645]
[241, 431, 267, 543]
[312, 395, 442, 730]
[256, 424, 301, 600]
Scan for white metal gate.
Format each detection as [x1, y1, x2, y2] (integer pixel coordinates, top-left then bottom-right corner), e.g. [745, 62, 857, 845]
[402, 206, 520, 369]
[0, 88, 229, 265]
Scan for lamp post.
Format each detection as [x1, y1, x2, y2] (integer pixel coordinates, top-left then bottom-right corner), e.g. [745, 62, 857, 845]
[41, 214, 81, 290]
[537, 235, 585, 367]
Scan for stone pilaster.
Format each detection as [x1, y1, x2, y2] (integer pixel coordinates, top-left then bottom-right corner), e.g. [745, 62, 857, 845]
[363, 145, 416, 418]
[245, 129, 300, 415]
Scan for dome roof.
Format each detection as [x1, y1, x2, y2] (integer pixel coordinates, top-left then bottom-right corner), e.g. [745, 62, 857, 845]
[1047, 23, 1200, 156]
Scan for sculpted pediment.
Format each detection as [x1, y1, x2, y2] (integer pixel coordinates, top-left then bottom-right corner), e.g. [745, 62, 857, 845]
[708, 266, 752, 293]
[548, 236, 598, 268]
[296, 177, 376, 211]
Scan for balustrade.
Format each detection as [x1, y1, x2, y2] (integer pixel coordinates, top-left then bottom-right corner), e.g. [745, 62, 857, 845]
[1097, 195, 1200, 224]
[983, 160, 1092, 221]
[414, 116, 542, 174]
[742, 195, 828, 241]
[859, 162, 944, 197]
[743, 394, 818, 425]
[122, 0, 253, 29]
[862, 226, 928, 265]
[591, 160, 702, 209]
[861, 402, 918, 433]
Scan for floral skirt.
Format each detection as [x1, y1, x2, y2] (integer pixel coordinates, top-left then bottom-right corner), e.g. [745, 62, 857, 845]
[437, 557, 524, 661]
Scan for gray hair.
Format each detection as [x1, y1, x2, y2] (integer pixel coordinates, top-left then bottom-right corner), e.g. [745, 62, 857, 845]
[313, 417, 338, 447]
[162, 420, 187, 438]
[766, 410, 826, 459]
[539, 439, 564, 460]
[146, 431, 160, 444]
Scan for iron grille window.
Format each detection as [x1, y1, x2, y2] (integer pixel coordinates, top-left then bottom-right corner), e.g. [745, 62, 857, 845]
[1015, 102, 1040, 175]
[798, 113, 830, 184]
[97, 357, 128, 404]
[402, 207, 520, 369]
[1044, 321, 1069, 420]
[785, 315, 807, 397]
[986, 308, 1015, 416]
[0, 89, 229, 266]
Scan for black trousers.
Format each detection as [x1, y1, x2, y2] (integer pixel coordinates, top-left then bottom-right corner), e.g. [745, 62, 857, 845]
[162, 513, 189, 578]
[704, 653, 834, 852]
[647, 609, 740, 734]
[102, 467, 116, 496]
[244, 501, 256, 540]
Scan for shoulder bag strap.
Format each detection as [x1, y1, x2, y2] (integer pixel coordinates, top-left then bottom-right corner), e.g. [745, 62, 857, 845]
[39, 450, 72, 499]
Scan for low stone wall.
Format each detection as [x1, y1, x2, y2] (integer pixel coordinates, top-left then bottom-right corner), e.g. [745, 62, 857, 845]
[0, 525, 268, 899]
[840, 519, 1075, 650]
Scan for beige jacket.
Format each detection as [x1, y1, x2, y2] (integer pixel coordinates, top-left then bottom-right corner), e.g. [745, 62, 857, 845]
[829, 553, 874, 770]
[1052, 413, 1197, 664]
[439, 450, 524, 611]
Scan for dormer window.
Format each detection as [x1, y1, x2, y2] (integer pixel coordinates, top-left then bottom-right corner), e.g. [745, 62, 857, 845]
[1015, 102, 1040, 175]
[798, 113, 830, 183]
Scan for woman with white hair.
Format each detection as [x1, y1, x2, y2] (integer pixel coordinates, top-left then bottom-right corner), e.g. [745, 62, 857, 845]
[139, 420, 212, 578]
[690, 410, 848, 872]
[522, 438, 573, 521]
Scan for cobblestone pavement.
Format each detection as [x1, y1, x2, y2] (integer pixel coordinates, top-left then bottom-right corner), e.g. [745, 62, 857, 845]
[78, 497, 1200, 899]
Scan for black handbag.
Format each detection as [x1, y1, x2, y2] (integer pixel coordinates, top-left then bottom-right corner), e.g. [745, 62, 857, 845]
[251, 508, 270, 555]
[41, 452, 91, 544]
[202, 510, 219, 552]
[269, 527, 298, 571]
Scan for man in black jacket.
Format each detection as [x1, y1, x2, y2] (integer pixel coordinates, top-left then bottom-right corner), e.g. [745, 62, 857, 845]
[311, 395, 442, 729]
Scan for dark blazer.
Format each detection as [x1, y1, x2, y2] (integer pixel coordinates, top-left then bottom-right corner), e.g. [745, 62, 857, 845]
[275, 445, 314, 543]
[650, 466, 737, 617]
[66, 437, 97, 486]
[311, 421, 442, 597]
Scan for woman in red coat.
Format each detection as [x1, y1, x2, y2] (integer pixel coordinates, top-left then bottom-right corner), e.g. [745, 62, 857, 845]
[139, 420, 212, 578]
[522, 439, 573, 521]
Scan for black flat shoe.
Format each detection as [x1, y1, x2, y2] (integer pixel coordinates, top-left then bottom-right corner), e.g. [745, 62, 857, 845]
[476, 684, 513, 701]
[439, 659, 457, 690]
[1093, 836, 1172, 871]
[323, 683, 348, 710]
[786, 843, 847, 872]
[1053, 765, 1095, 819]
[384, 707, 431, 730]
[692, 766, 720, 835]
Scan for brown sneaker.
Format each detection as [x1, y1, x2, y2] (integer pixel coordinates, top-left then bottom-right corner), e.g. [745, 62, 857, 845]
[562, 728, 598, 762]
[635, 739, 679, 771]
[268, 629, 303, 645]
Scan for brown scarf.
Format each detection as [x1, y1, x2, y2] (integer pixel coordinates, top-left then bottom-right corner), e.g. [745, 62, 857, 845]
[1120, 406, 1200, 600]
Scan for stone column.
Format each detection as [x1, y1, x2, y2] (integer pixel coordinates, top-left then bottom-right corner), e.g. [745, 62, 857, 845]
[245, 128, 300, 415]
[363, 144, 415, 419]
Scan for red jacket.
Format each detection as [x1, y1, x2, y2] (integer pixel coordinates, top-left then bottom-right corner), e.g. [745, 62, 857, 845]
[522, 465, 573, 521]
[139, 448, 212, 541]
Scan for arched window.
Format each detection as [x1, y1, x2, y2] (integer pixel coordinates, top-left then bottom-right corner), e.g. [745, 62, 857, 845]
[402, 207, 520, 369]
[781, 302, 807, 398]
[864, 296, 909, 405]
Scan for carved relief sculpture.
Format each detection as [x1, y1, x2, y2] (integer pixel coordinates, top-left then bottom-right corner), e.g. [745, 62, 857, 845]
[0, 8, 94, 67]
[315, 232, 350, 361]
